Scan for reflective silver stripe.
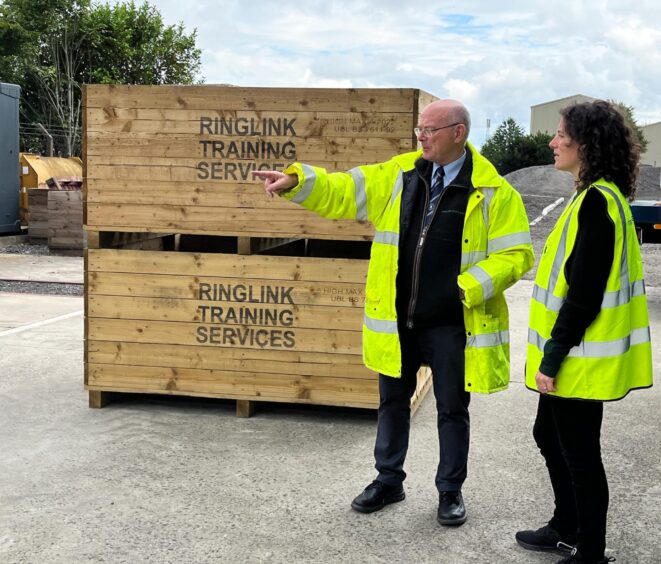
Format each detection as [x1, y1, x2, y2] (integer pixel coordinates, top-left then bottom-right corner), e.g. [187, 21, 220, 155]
[461, 250, 487, 268]
[531, 284, 564, 311]
[528, 327, 543, 349]
[532, 279, 646, 311]
[291, 164, 316, 204]
[390, 171, 403, 206]
[481, 188, 495, 231]
[488, 231, 532, 253]
[374, 230, 399, 246]
[602, 279, 645, 307]
[547, 204, 577, 298]
[467, 330, 509, 348]
[351, 167, 368, 221]
[536, 186, 638, 312]
[528, 326, 651, 358]
[596, 185, 630, 296]
[466, 264, 494, 300]
[364, 314, 398, 334]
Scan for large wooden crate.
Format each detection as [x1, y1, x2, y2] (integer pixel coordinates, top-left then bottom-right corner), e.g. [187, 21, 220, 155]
[85, 249, 429, 408]
[83, 85, 436, 240]
[83, 85, 435, 415]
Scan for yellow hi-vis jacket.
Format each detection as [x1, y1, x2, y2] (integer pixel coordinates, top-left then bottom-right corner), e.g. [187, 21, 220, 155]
[526, 180, 653, 400]
[282, 143, 534, 393]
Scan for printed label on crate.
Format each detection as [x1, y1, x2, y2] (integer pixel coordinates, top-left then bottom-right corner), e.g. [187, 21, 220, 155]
[317, 115, 396, 134]
[194, 281, 296, 348]
[321, 285, 363, 304]
[196, 117, 298, 181]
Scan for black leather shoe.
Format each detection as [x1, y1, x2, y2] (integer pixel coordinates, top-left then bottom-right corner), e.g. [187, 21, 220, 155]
[351, 480, 405, 513]
[515, 524, 577, 552]
[437, 490, 466, 526]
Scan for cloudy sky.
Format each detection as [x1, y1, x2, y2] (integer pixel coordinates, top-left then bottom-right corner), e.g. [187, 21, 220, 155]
[143, 0, 660, 146]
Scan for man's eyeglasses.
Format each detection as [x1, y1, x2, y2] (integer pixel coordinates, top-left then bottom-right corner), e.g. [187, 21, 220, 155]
[414, 123, 461, 137]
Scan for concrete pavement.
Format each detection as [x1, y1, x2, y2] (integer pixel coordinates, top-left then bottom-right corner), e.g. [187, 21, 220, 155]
[0, 253, 83, 284]
[0, 257, 659, 563]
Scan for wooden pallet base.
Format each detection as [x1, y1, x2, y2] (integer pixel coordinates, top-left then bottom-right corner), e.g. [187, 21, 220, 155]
[86, 367, 432, 418]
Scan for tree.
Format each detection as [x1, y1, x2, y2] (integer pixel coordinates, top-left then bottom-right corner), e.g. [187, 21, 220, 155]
[0, 0, 202, 156]
[610, 101, 648, 154]
[481, 118, 554, 175]
[83, 2, 202, 85]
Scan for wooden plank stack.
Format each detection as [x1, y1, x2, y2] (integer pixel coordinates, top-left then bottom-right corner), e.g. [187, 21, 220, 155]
[27, 189, 49, 240]
[28, 176, 84, 250]
[84, 85, 435, 415]
[48, 189, 84, 251]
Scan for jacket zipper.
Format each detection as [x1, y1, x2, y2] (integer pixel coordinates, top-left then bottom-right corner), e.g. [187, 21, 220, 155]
[406, 174, 446, 329]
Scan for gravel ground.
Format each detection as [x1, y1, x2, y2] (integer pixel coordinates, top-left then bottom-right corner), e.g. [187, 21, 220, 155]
[0, 280, 83, 296]
[0, 242, 84, 296]
[0, 242, 50, 255]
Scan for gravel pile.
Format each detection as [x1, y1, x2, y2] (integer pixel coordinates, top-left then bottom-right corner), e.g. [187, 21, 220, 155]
[507, 165, 661, 286]
[637, 165, 661, 200]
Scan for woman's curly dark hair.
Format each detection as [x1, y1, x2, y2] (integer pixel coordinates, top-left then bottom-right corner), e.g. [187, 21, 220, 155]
[560, 100, 640, 200]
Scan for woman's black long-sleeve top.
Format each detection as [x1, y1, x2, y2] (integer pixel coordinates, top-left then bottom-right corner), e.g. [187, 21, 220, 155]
[540, 187, 616, 377]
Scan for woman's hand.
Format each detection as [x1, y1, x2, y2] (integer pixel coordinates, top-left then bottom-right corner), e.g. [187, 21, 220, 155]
[252, 171, 298, 198]
[535, 371, 557, 394]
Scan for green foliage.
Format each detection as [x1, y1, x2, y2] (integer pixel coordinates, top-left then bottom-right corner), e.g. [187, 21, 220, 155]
[481, 118, 554, 175]
[84, 2, 201, 85]
[609, 100, 648, 154]
[0, 0, 202, 156]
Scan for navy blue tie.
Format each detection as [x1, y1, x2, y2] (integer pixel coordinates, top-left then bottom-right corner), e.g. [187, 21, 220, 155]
[425, 166, 445, 226]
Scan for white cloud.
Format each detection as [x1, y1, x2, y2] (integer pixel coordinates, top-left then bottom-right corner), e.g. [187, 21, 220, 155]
[444, 79, 479, 104]
[114, 0, 661, 145]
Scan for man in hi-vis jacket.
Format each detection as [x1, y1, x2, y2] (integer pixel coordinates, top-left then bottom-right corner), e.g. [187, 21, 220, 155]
[254, 99, 533, 526]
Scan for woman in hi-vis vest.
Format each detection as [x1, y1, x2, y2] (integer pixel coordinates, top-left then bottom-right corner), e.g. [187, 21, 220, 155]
[515, 100, 653, 564]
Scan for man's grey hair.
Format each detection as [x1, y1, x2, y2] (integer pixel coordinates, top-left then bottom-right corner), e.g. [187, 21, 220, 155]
[449, 104, 471, 140]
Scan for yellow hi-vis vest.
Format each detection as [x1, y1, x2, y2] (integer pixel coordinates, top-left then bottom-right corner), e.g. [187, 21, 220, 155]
[282, 143, 534, 394]
[526, 180, 653, 400]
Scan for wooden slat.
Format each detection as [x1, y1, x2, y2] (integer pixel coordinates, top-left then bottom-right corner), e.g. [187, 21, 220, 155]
[88, 274, 365, 309]
[87, 341, 370, 376]
[85, 181, 289, 206]
[88, 295, 363, 330]
[85, 110, 413, 138]
[86, 249, 368, 282]
[85, 140, 408, 165]
[85, 160, 378, 182]
[87, 364, 378, 407]
[88, 317, 362, 355]
[85, 85, 418, 113]
[85, 203, 374, 238]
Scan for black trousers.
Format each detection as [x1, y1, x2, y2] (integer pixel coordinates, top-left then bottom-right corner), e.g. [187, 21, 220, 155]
[374, 324, 470, 492]
[534, 394, 608, 561]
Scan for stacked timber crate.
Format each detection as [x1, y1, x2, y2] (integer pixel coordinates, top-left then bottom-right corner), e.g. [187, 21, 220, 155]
[84, 85, 435, 416]
[28, 177, 84, 251]
[47, 178, 84, 251]
[27, 189, 49, 240]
